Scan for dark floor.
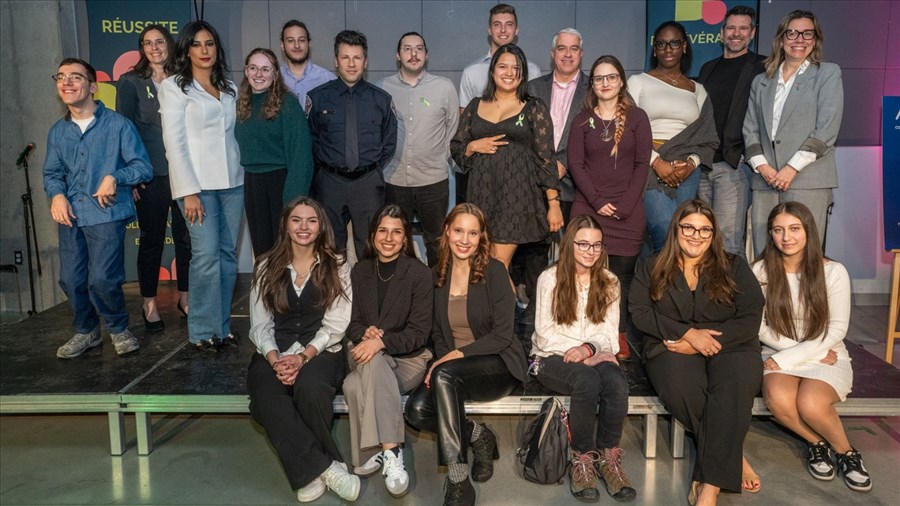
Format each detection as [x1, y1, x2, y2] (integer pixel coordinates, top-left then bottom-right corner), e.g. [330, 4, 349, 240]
[1, 280, 898, 505]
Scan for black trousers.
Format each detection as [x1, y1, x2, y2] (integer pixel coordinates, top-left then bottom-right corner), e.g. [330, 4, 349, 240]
[385, 180, 448, 267]
[135, 175, 190, 296]
[247, 350, 347, 490]
[644, 350, 762, 493]
[455, 172, 468, 204]
[314, 169, 384, 257]
[244, 169, 286, 257]
[607, 254, 638, 334]
[534, 356, 629, 452]
[405, 355, 517, 466]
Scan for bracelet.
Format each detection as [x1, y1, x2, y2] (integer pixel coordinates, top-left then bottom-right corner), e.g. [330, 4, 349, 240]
[581, 343, 596, 356]
[298, 352, 309, 365]
[548, 195, 560, 202]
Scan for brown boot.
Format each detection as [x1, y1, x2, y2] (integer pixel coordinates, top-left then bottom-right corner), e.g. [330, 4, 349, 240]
[615, 332, 631, 360]
[570, 450, 601, 501]
[597, 447, 636, 502]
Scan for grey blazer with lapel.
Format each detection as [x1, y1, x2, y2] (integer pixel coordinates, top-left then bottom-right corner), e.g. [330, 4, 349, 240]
[527, 71, 589, 202]
[742, 62, 843, 190]
[346, 255, 433, 356]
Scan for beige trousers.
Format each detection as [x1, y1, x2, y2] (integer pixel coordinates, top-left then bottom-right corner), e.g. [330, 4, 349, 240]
[342, 348, 432, 466]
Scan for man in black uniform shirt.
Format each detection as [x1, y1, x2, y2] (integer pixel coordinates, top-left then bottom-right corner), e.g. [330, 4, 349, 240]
[697, 5, 766, 258]
[307, 30, 398, 256]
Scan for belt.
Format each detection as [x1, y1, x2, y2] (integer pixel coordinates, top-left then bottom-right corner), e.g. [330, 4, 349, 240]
[318, 162, 378, 180]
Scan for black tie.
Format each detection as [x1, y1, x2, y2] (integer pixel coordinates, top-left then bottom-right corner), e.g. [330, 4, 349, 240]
[345, 90, 359, 170]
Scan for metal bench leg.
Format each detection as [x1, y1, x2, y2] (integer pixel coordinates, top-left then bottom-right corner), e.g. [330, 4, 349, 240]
[108, 411, 125, 456]
[670, 417, 685, 459]
[136, 412, 153, 455]
[642, 414, 657, 458]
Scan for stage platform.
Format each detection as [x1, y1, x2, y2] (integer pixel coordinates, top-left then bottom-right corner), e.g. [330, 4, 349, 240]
[2, 276, 899, 458]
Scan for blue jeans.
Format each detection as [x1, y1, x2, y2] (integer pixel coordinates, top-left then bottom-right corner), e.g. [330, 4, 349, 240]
[58, 220, 129, 333]
[698, 161, 752, 259]
[534, 355, 628, 452]
[178, 186, 244, 342]
[644, 168, 701, 252]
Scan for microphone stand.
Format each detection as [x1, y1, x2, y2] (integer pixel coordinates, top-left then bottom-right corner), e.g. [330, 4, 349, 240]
[19, 156, 41, 315]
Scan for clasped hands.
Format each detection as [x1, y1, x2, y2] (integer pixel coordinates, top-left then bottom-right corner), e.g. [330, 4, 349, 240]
[758, 164, 797, 192]
[653, 158, 695, 188]
[764, 349, 837, 371]
[563, 344, 619, 366]
[665, 328, 722, 357]
[349, 326, 386, 366]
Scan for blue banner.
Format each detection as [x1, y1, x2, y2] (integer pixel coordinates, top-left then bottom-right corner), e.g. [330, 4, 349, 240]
[645, 0, 760, 76]
[884, 96, 900, 251]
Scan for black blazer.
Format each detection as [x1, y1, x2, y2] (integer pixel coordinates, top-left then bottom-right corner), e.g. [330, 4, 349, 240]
[697, 52, 766, 169]
[629, 254, 764, 361]
[116, 70, 168, 177]
[527, 71, 589, 203]
[432, 258, 527, 383]
[347, 256, 433, 356]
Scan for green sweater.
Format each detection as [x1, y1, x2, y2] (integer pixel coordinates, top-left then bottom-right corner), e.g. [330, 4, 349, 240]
[235, 91, 314, 202]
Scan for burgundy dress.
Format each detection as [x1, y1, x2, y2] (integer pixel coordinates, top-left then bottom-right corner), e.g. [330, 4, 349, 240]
[567, 107, 652, 256]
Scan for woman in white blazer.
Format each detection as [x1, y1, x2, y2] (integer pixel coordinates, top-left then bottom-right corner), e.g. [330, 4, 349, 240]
[159, 20, 243, 350]
[743, 10, 843, 256]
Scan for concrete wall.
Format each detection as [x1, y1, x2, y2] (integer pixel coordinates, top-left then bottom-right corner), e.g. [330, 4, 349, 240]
[0, 0, 896, 314]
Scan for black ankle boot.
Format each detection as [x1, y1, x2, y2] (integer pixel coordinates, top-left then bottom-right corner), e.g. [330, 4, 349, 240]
[470, 423, 499, 482]
[443, 476, 475, 506]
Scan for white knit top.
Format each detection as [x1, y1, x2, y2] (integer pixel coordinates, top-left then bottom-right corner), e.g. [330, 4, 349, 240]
[752, 260, 852, 400]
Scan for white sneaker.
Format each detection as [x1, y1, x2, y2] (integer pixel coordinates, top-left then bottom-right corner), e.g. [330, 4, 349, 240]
[110, 329, 139, 355]
[57, 327, 101, 358]
[321, 460, 360, 502]
[296, 477, 326, 503]
[382, 449, 410, 498]
[354, 451, 384, 476]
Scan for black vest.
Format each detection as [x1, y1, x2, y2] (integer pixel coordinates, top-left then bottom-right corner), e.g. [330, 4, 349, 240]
[273, 270, 326, 353]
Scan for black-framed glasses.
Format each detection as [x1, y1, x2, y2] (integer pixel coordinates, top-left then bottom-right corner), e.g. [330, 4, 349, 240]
[653, 39, 684, 50]
[591, 74, 620, 85]
[573, 241, 604, 253]
[784, 29, 816, 40]
[52, 73, 89, 83]
[678, 224, 714, 239]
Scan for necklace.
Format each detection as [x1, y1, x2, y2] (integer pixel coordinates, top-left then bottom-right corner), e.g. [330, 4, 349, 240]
[600, 118, 615, 142]
[657, 69, 681, 85]
[376, 261, 395, 282]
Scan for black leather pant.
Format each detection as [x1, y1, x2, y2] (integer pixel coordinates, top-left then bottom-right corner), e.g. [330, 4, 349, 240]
[405, 355, 517, 466]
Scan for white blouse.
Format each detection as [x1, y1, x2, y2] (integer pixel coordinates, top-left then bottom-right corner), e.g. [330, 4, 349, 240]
[531, 265, 620, 358]
[158, 77, 243, 199]
[249, 257, 352, 357]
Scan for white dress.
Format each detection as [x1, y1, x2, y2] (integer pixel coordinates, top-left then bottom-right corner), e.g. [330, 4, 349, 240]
[753, 261, 853, 400]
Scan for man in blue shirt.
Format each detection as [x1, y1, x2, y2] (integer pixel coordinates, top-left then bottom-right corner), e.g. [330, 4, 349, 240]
[44, 58, 153, 358]
[307, 30, 398, 257]
[279, 19, 336, 107]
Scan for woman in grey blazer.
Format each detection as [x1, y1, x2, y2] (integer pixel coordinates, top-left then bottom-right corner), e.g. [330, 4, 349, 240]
[117, 24, 191, 331]
[743, 10, 843, 255]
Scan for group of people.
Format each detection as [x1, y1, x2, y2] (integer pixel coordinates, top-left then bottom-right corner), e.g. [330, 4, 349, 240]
[41, 2, 868, 505]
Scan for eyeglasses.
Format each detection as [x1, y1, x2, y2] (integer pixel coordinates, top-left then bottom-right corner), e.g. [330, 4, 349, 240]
[399, 45, 425, 54]
[591, 74, 620, 85]
[653, 39, 684, 50]
[52, 73, 90, 84]
[245, 65, 274, 75]
[142, 39, 167, 49]
[573, 241, 604, 253]
[678, 224, 714, 239]
[784, 29, 816, 40]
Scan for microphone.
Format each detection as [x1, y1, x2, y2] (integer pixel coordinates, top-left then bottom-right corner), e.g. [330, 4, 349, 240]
[16, 143, 35, 166]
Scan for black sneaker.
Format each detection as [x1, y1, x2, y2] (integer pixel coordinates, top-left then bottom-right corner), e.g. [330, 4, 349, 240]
[805, 440, 835, 481]
[835, 448, 872, 492]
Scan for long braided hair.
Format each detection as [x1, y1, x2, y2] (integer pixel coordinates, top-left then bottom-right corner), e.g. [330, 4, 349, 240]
[583, 55, 634, 157]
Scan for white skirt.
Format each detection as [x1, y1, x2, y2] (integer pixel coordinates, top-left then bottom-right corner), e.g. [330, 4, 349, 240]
[762, 346, 853, 401]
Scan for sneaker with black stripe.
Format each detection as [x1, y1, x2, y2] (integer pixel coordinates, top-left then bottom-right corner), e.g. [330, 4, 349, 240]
[805, 440, 835, 481]
[835, 448, 872, 492]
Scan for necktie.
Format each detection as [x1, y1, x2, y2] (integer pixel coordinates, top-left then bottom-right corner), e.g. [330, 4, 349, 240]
[345, 90, 359, 170]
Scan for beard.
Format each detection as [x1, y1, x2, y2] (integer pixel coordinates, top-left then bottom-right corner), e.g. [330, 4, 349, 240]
[285, 51, 309, 65]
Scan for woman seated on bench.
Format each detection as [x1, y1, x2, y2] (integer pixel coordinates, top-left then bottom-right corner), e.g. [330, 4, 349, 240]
[405, 203, 527, 506]
[246, 197, 359, 503]
[753, 202, 871, 492]
[530, 214, 636, 502]
[342, 205, 433, 498]
[629, 199, 764, 506]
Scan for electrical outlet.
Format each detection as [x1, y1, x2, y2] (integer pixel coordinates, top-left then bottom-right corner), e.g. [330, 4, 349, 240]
[14, 251, 23, 265]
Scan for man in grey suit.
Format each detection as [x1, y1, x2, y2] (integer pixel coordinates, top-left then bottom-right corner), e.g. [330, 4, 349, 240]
[512, 28, 588, 336]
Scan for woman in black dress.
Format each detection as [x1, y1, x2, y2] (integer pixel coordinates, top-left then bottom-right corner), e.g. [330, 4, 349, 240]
[450, 44, 562, 271]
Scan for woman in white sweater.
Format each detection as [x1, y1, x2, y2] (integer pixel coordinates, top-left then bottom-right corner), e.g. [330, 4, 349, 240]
[754, 201, 871, 492]
[530, 215, 634, 502]
[158, 20, 243, 349]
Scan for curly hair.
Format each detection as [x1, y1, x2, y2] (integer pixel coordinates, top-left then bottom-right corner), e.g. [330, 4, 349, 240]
[434, 204, 492, 288]
[236, 48, 288, 121]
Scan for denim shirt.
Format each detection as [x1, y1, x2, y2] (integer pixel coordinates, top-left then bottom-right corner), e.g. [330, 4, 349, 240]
[43, 101, 152, 227]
